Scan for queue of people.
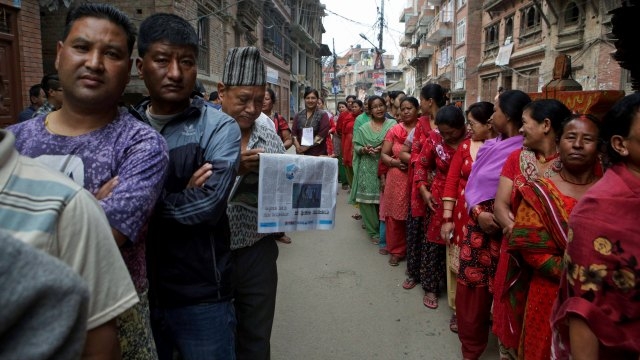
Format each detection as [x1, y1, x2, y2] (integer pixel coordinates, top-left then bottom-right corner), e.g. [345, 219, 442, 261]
[339, 84, 640, 359]
[1, 3, 639, 358]
[0, 4, 320, 360]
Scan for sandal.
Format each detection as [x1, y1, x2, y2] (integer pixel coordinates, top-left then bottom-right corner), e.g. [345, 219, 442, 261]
[276, 235, 292, 244]
[378, 248, 389, 255]
[351, 213, 362, 220]
[370, 238, 379, 245]
[449, 314, 458, 333]
[402, 278, 417, 290]
[423, 293, 438, 309]
[388, 255, 401, 266]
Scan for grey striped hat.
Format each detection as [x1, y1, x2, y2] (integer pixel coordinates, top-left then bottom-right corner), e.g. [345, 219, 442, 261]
[222, 46, 265, 86]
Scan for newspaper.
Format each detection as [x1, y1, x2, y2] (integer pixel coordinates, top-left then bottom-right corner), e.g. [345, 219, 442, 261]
[257, 153, 337, 233]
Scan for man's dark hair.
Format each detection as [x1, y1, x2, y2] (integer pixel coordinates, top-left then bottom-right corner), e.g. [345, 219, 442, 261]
[28, 84, 42, 99]
[138, 13, 198, 58]
[64, 3, 137, 55]
[40, 74, 60, 98]
[210, 91, 219, 101]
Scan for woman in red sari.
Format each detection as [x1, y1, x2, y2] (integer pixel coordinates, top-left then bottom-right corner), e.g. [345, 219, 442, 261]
[552, 93, 640, 359]
[440, 102, 495, 337]
[492, 99, 572, 358]
[509, 114, 601, 360]
[414, 105, 468, 309]
[400, 84, 444, 290]
[341, 100, 363, 188]
[380, 97, 418, 266]
[463, 90, 531, 360]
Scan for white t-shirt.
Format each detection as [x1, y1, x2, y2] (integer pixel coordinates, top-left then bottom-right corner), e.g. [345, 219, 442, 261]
[0, 138, 138, 330]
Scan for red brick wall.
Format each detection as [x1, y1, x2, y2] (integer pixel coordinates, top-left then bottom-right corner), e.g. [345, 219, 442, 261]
[596, 41, 621, 90]
[0, 0, 43, 108]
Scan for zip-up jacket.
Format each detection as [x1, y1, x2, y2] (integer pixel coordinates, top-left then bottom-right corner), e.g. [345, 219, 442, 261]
[131, 97, 241, 307]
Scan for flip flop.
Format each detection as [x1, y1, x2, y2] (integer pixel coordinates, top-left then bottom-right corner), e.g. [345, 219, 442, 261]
[351, 213, 362, 220]
[449, 314, 458, 333]
[276, 235, 292, 244]
[402, 278, 417, 290]
[388, 255, 401, 266]
[423, 294, 438, 309]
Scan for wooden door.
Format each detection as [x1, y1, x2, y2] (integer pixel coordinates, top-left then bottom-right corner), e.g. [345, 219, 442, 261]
[0, 5, 22, 127]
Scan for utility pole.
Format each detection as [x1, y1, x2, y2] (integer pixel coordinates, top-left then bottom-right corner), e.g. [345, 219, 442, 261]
[332, 38, 338, 113]
[378, 0, 384, 52]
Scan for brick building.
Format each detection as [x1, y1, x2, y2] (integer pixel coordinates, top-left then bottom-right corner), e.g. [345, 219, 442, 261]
[477, 0, 627, 102]
[327, 45, 397, 103]
[397, 0, 632, 108]
[0, 0, 328, 125]
[0, 0, 43, 127]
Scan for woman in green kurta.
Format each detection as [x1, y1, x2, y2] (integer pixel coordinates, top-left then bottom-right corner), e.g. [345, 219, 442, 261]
[349, 95, 396, 243]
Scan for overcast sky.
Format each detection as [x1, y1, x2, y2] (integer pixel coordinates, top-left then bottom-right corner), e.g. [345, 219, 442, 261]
[321, 0, 406, 66]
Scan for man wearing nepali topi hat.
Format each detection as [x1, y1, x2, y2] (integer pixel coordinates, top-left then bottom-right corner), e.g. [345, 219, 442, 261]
[218, 46, 286, 360]
[131, 13, 241, 360]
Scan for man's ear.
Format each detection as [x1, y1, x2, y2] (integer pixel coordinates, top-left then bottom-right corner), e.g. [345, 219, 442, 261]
[54, 40, 63, 71]
[217, 83, 226, 100]
[135, 58, 144, 79]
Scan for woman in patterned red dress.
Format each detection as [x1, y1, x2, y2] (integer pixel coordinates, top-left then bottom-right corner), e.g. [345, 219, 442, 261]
[440, 102, 495, 337]
[414, 105, 468, 309]
[463, 90, 531, 360]
[508, 114, 602, 360]
[400, 84, 444, 290]
[493, 99, 572, 358]
[551, 93, 640, 359]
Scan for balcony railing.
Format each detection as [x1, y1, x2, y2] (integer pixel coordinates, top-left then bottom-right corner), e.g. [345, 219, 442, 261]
[405, 15, 418, 35]
[418, 7, 436, 26]
[416, 42, 434, 58]
[483, 0, 509, 12]
[425, 11, 453, 44]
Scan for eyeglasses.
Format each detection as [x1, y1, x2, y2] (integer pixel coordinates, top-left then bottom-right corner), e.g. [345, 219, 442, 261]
[466, 120, 482, 127]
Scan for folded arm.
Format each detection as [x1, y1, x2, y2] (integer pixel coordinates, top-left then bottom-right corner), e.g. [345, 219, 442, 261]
[158, 119, 241, 225]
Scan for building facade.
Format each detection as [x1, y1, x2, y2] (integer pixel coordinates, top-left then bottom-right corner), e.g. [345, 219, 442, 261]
[478, 0, 627, 102]
[324, 44, 399, 113]
[398, 0, 632, 108]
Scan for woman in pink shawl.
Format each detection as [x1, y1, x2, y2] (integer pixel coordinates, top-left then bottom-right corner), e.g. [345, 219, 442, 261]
[551, 93, 640, 359]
